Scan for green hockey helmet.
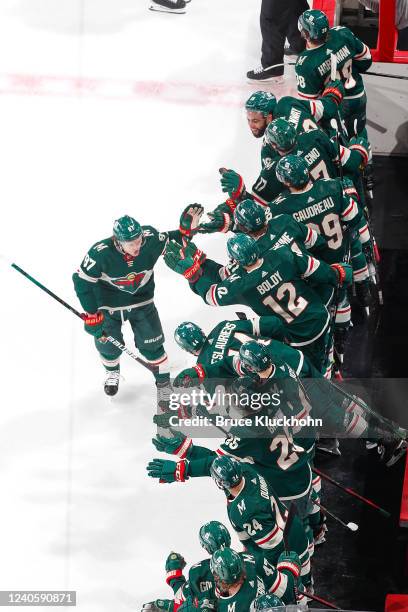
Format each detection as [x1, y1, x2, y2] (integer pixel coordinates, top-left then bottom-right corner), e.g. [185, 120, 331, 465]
[234, 199, 267, 233]
[266, 117, 297, 153]
[210, 547, 244, 585]
[210, 456, 243, 490]
[245, 91, 277, 117]
[113, 215, 143, 242]
[250, 594, 285, 612]
[227, 234, 260, 267]
[298, 9, 329, 41]
[199, 521, 231, 555]
[174, 322, 206, 355]
[276, 154, 310, 188]
[239, 340, 272, 374]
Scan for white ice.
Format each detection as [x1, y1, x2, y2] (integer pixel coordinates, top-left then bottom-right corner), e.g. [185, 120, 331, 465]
[0, 1, 299, 609]
[1, 1, 404, 610]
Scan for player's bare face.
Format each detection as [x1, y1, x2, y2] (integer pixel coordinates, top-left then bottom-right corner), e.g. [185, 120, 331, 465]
[121, 236, 143, 257]
[247, 111, 268, 138]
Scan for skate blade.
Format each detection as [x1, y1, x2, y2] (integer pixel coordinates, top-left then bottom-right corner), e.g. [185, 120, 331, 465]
[316, 445, 341, 457]
[385, 441, 407, 467]
[149, 3, 186, 13]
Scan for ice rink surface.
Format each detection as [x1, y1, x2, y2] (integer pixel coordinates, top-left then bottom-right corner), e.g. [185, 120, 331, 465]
[0, 1, 303, 609]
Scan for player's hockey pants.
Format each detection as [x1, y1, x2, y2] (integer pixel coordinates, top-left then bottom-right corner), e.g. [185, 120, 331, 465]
[95, 302, 169, 382]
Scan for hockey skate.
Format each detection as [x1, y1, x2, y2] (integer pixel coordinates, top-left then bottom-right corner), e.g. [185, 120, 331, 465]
[104, 369, 120, 396]
[378, 438, 407, 467]
[149, 0, 186, 14]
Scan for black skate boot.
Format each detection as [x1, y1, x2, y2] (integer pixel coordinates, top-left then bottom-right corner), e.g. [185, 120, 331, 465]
[104, 369, 120, 396]
[149, 0, 186, 13]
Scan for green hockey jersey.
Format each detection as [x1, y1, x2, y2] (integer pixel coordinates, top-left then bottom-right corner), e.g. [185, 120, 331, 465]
[193, 244, 336, 347]
[225, 465, 309, 568]
[295, 26, 372, 101]
[73, 226, 181, 312]
[270, 178, 361, 264]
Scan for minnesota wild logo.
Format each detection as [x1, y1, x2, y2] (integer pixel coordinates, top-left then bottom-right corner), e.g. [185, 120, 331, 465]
[111, 271, 147, 294]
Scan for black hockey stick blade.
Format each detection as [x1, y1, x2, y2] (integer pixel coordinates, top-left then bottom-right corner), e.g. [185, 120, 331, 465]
[235, 312, 248, 320]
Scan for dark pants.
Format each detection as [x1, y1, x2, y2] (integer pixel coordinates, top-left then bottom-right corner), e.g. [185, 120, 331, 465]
[260, 0, 308, 68]
[397, 27, 408, 51]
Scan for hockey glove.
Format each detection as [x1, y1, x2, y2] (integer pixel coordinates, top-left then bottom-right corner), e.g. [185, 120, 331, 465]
[174, 365, 207, 388]
[179, 204, 204, 238]
[277, 551, 301, 579]
[146, 458, 189, 483]
[341, 176, 358, 197]
[153, 405, 193, 428]
[82, 311, 105, 338]
[220, 169, 246, 199]
[164, 240, 206, 283]
[165, 551, 187, 585]
[322, 79, 345, 106]
[141, 600, 174, 612]
[349, 136, 369, 167]
[152, 432, 193, 459]
[180, 600, 216, 612]
[331, 262, 353, 287]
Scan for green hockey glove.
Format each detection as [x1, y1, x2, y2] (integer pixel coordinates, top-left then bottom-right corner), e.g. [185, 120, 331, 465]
[349, 136, 369, 166]
[153, 404, 193, 428]
[141, 600, 174, 612]
[199, 210, 233, 234]
[164, 240, 206, 283]
[152, 432, 193, 459]
[174, 365, 207, 388]
[341, 176, 358, 197]
[322, 79, 345, 106]
[179, 600, 216, 612]
[277, 551, 301, 579]
[220, 169, 246, 199]
[331, 262, 353, 287]
[165, 551, 187, 587]
[179, 204, 204, 238]
[82, 311, 105, 338]
[146, 458, 189, 483]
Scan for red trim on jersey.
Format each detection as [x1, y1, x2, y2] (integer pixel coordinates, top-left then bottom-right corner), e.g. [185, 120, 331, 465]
[342, 199, 355, 219]
[256, 524, 279, 545]
[298, 91, 319, 99]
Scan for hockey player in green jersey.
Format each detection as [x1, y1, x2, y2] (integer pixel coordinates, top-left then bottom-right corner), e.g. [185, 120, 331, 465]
[144, 521, 302, 611]
[272, 153, 370, 358]
[209, 457, 311, 587]
[266, 117, 369, 181]
[296, 9, 372, 138]
[72, 207, 202, 397]
[209, 547, 304, 611]
[199, 83, 346, 235]
[163, 232, 352, 371]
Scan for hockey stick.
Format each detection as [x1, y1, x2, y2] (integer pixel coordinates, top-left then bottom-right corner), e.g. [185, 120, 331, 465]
[312, 498, 359, 532]
[281, 503, 341, 609]
[11, 262, 159, 373]
[313, 467, 391, 518]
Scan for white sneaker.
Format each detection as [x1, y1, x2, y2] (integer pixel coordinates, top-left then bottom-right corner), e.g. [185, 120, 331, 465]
[104, 369, 120, 396]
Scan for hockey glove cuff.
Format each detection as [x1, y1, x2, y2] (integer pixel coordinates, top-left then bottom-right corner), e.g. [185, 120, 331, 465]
[322, 79, 345, 106]
[152, 433, 193, 459]
[220, 169, 246, 199]
[277, 551, 301, 579]
[331, 263, 353, 287]
[82, 311, 105, 338]
[349, 136, 369, 166]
